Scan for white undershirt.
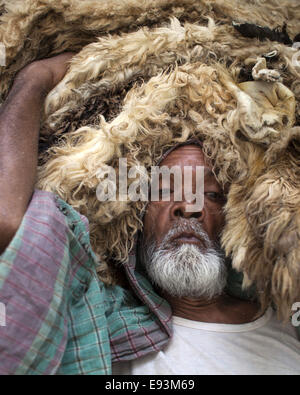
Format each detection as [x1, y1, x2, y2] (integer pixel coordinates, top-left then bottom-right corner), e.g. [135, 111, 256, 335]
[113, 308, 300, 375]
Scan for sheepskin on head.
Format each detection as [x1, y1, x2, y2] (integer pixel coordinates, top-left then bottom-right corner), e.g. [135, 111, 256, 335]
[1, 0, 300, 321]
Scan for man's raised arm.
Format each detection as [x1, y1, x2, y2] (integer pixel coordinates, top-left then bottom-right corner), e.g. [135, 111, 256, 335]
[0, 53, 114, 375]
[0, 53, 73, 253]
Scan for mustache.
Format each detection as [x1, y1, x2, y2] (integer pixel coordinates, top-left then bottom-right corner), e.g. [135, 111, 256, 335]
[160, 219, 211, 250]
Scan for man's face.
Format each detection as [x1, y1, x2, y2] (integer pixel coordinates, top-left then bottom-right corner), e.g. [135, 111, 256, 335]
[141, 145, 228, 299]
[143, 145, 225, 248]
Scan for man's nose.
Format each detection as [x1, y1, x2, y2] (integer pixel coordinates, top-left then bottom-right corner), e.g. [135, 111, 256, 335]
[170, 201, 205, 220]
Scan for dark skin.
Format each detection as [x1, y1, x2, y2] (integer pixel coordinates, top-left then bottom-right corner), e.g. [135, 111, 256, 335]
[143, 145, 260, 324]
[0, 53, 74, 254]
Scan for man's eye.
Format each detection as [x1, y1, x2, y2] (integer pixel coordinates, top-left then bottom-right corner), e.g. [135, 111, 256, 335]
[205, 192, 225, 201]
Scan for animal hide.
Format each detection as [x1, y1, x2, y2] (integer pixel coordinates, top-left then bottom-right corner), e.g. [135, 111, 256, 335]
[0, 0, 299, 321]
[232, 21, 296, 45]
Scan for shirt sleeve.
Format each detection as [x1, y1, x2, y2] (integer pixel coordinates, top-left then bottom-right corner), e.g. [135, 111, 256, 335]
[0, 190, 111, 375]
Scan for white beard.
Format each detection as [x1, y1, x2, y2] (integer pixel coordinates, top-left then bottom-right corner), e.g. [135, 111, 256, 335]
[141, 221, 227, 300]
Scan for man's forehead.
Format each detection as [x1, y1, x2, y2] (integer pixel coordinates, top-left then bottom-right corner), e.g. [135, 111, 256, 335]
[159, 144, 209, 168]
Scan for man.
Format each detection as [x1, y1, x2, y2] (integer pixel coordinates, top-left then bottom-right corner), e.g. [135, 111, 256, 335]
[0, 54, 299, 375]
[113, 144, 300, 375]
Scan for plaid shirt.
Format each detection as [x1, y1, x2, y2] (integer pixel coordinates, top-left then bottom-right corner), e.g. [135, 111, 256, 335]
[0, 191, 172, 375]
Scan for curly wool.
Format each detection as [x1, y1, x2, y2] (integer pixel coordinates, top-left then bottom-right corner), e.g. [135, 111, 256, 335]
[39, 62, 238, 270]
[38, 60, 299, 321]
[1, 0, 300, 101]
[1, 0, 300, 321]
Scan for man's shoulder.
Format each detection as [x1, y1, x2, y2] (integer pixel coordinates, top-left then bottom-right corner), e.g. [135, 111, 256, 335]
[34, 190, 89, 229]
[32, 189, 92, 251]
